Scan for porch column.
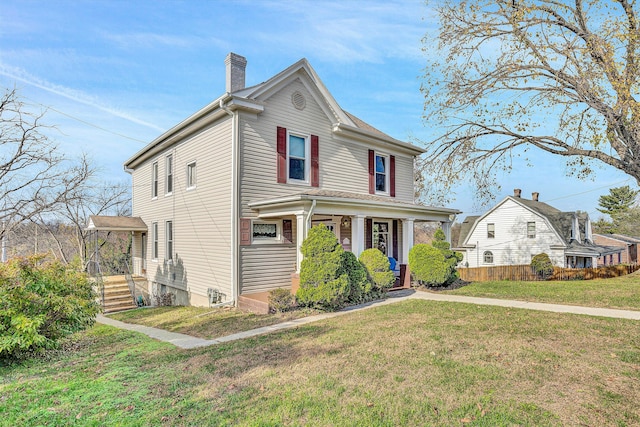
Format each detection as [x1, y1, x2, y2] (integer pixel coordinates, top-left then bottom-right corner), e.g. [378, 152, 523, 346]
[352, 215, 366, 258]
[296, 213, 307, 272]
[441, 221, 452, 244]
[401, 218, 414, 264]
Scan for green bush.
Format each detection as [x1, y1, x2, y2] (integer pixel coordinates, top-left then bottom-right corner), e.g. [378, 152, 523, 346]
[0, 255, 100, 361]
[339, 251, 371, 304]
[268, 288, 296, 313]
[531, 253, 554, 279]
[408, 244, 451, 286]
[358, 248, 395, 294]
[296, 224, 350, 310]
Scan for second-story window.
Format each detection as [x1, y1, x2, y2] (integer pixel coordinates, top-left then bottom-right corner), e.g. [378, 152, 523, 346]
[487, 223, 495, 238]
[375, 154, 388, 193]
[152, 162, 158, 198]
[288, 133, 308, 182]
[187, 161, 196, 189]
[166, 154, 173, 194]
[527, 222, 536, 238]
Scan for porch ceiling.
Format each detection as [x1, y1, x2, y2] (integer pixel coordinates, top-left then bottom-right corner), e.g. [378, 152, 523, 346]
[248, 190, 460, 222]
[86, 215, 148, 232]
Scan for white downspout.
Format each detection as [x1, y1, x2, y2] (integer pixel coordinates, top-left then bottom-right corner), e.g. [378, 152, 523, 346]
[220, 96, 238, 306]
[306, 199, 317, 231]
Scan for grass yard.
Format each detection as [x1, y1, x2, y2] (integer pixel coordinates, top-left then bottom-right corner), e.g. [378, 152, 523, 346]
[110, 305, 321, 339]
[2, 299, 639, 426]
[443, 272, 640, 310]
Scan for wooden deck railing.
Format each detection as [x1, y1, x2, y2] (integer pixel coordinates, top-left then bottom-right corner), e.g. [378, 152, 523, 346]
[457, 264, 640, 282]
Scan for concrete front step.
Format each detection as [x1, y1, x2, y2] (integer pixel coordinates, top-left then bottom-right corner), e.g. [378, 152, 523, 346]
[238, 293, 270, 314]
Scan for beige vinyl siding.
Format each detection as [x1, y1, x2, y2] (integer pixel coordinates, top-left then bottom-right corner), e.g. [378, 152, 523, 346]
[240, 245, 298, 293]
[462, 199, 564, 268]
[239, 78, 415, 217]
[131, 116, 234, 304]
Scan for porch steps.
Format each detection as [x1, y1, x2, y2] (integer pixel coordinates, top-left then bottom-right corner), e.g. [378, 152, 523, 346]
[100, 276, 138, 314]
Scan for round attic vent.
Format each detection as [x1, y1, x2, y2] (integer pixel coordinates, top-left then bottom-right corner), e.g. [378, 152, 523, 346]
[291, 91, 306, 110]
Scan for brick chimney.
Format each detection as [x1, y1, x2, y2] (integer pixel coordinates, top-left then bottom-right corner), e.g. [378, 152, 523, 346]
[514, 188, 521, 198]
[532, 192, 539, 201]
[225, 53, 247, 93]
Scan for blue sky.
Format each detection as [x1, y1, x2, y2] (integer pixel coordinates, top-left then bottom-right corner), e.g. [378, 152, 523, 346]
[0, 0, 633, 220]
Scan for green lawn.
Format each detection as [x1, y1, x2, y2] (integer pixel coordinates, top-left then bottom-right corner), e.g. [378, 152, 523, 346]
[444, 273, 640, 310]
[110, 305, 321, 339]
[2, 299, 639, 426]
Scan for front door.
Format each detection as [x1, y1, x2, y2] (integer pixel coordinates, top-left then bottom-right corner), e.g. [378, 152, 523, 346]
[373, 221, 390, 256]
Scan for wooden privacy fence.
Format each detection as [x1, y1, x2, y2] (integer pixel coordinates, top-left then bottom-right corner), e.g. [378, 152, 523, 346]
[458, 264, 640, 282]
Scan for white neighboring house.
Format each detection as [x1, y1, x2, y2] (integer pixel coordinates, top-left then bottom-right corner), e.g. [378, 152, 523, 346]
[455, 189, 621, 268]
[118, 53, 460, 309]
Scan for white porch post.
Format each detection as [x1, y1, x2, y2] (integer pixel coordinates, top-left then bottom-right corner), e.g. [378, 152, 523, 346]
[352, 215, 366, 258]
[401, 218, 414, 264]
[296, 213, 307, 272]
[441, 221, 452, 244]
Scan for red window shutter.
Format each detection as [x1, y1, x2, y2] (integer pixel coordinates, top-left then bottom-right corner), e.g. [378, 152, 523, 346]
[311, 135, 319, 187]
[365, 218, 372, 249]
[283, 219, 293, 243]
[368, 150, 375, 194]
[390, 155, 396, 197]
[392, 220, 398, 259]
[277, 127, 287, 183]
[240, 218, 251, 246]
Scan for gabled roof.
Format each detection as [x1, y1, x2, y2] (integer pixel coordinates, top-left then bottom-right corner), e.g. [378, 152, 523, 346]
[125, 57, 424, 169]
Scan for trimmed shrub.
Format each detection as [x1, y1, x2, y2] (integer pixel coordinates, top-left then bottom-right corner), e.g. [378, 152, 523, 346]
[408, 244, 451, 286]
[0, 255, 100, 361]
[359, 248, 395, 294]
[531, 253, 554, 279]
[296, 224, 350, 310]
[339, 251, 371, 304]
[268, 288, 296, 313]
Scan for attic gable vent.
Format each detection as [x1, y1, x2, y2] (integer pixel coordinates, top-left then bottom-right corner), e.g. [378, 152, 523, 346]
[292, 91, 306, 110]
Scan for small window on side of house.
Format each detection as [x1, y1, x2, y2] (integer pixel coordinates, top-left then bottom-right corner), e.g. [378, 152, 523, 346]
[152, 162, 158, 199]
[187, 161, 196, 189]
[483, 251, 493, 264]
[152, 222, 158, 260]
[166, 154, 173, 195]
[487, 223, 495, 239]
[527, 222, 536, 238]
[166, 221, 173, 261]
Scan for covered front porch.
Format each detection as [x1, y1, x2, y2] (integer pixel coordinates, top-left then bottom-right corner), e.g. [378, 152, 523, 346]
[241, 190, 460, 311]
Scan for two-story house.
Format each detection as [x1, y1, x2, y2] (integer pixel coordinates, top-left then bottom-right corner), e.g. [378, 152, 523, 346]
[123, 53, 459, 309]
[455, 189, 620, 268]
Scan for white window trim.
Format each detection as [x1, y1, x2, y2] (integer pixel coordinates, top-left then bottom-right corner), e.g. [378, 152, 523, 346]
[151, 161, 158, 199]
[165, 220, 174, 261]
[251, 220, 282, 244]
[286, 130, 310, 185]
[165, 154, 173, 196]
[374, 152, 390, 196]
[527, 221, 536, 239]
[483, 250, 494, 264]
[186, 161, 196, 190]
[487, 223, 495, 239]
[152, 222, 159, 261]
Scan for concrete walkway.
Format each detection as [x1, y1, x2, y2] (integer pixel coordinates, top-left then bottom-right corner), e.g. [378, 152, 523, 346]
[96, 290, 640, 350]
